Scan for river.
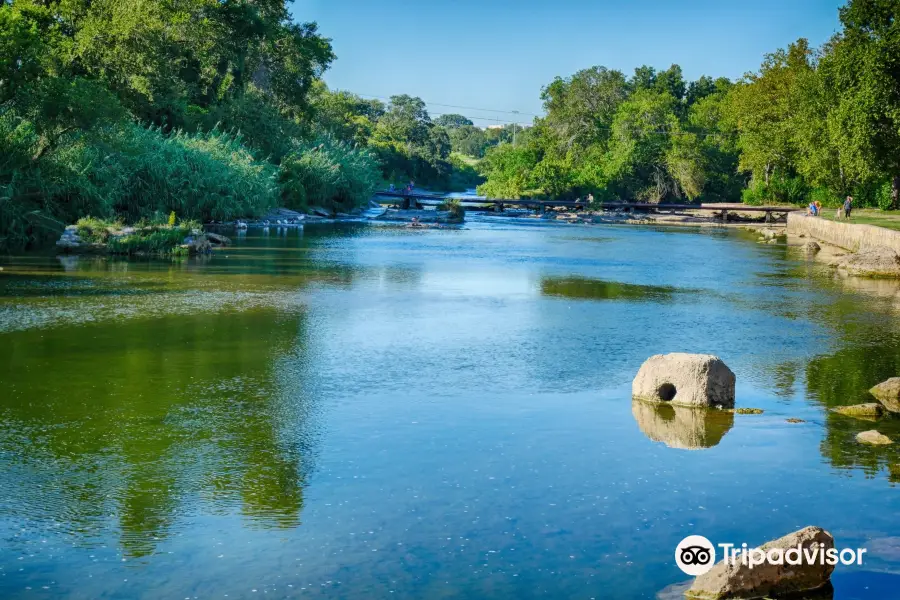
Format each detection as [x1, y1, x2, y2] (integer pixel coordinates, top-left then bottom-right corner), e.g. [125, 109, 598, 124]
[1, 218, 900, 599]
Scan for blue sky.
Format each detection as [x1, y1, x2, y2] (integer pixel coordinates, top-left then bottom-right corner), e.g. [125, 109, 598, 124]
[290, 0, 844, 127]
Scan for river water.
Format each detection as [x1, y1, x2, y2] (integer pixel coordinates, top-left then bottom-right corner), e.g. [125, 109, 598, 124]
[1, 218, 900, 599]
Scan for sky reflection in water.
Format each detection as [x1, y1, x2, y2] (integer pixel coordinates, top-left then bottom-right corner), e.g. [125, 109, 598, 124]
[1, 219, 900, 599]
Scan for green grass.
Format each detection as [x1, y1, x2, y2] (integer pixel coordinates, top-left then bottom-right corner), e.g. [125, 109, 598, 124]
[75, 217, 199, 255]
[816, 208, 900, 232]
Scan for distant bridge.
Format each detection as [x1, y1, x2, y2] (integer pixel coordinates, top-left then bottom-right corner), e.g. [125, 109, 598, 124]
[372, 191, 796, 222]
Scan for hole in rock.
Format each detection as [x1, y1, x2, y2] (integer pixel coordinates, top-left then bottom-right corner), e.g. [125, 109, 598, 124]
[657, 383, 677, 402]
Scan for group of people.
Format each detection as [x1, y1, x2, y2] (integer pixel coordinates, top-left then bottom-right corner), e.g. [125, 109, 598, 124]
[807, 195, 853, 219]
[387, 181, 416, 194]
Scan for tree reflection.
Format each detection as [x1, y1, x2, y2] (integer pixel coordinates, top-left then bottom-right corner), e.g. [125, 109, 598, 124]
[0, 307, 317, 557]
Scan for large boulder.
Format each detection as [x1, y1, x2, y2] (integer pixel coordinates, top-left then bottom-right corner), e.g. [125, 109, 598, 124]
[856, 430, 893, 445]
[870, 377, 900, 413]
[632, 353, 735, 408]
[802, 241, 821, 255]
[631, 401, 733, 450]
[835, 249, 900, 277]
[687, 526, 835, 600]
[832, 403, 884, 419]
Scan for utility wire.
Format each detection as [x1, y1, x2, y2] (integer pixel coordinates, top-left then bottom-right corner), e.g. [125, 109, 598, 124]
[353, 92, 540, 117]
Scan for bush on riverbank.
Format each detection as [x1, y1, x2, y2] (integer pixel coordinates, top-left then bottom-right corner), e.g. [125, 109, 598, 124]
[0, 113, 278, 248]
[279, 136, 381, 213]
[74, 217, 201, 255]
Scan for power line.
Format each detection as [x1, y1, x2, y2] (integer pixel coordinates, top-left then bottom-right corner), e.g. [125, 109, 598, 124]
[353, 92, 540, 117]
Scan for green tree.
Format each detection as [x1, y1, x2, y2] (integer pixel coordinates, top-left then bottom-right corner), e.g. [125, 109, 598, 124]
[816, 0, 900, 208]
[541, 66, 629, 153]
[435, 113, 473, 129]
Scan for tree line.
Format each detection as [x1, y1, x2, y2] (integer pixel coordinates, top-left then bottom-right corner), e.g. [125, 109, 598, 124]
[476, 0, 900, 210]
[2, 0, 899, 250]
[0, 0, 477, 250]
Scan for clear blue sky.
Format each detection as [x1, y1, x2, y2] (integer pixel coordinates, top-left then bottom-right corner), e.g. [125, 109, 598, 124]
[290, 0, 843, 127]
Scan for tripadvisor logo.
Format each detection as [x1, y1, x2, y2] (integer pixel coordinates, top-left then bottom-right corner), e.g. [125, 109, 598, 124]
[675, 535, 716, 576]
[675, 534, 867, 576]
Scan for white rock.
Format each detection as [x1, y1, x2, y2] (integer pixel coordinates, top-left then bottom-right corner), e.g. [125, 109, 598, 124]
[632, 353, 735, 408]
[687, 526, 835, 600]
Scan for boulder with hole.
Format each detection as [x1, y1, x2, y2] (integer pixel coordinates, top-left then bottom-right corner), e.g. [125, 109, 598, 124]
[632, 353, 735, 408]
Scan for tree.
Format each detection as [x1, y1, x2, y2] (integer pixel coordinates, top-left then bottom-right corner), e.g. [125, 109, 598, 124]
[477, 144, 540, 198]
[435, 114, 473, 129]
[817, 0, 900, 207]
[724, 39, 813, 187]
[541, 66, 629, 153]
[655, 64, 686, 102]
[606, 90, 697, 201]
[449, 125, 488, 157]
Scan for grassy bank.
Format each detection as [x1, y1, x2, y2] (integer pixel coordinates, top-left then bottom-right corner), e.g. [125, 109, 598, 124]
[815, 208, 900, 232]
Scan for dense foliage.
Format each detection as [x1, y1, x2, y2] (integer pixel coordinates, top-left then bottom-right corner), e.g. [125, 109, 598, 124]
[476, 0, 900, 209]
[3, 0, 899, 249]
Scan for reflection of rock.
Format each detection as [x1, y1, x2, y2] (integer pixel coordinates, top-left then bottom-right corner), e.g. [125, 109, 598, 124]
[632, 353, 735, 408]
[687, 526, 835, 600]
[856, 430, 893, 445]
[870, 377, 900, 413]
[832, 403, 885, 419]
[631, 400, 733, 450]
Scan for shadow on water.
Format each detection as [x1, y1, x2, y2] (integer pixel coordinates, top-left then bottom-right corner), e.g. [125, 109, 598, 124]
[0, 307, 319, 559]
[631, 400, 734, 450]
[540, 275, 678, 302]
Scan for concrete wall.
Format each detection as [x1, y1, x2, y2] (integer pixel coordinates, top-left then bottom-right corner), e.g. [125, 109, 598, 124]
[787, 213, 900, 253]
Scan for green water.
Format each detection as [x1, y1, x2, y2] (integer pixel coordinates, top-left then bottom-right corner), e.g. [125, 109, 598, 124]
[2, 220, 900, 599]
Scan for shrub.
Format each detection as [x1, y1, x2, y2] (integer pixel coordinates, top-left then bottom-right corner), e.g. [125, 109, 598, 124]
[438, 197, 465, 220]
[808, 187, 840, 209]
[279, 136, 381, 213]
[741, 181, 766, 206]
[0, 116, 279, 250]
[876, 181, 894, 211]
[768, 174, 808, 205]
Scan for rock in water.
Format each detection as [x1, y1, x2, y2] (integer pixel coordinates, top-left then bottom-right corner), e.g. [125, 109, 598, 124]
[687, 526, 835, 600]
[802, 241, 821, 255]
[205, 232, 231, 246]
[832, 403, 884, 419]
[632, 353, 735, 408]
[870, 377, 900, 413]
[835, 249, 900, 277]
[308, 206, 332, 218]
[856, 430, 893, 445]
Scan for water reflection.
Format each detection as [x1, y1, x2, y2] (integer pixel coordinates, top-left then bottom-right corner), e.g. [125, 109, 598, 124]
[0, 308, 317, 558]
[540, 276, 678, 302]
[631, 400, 734, 450]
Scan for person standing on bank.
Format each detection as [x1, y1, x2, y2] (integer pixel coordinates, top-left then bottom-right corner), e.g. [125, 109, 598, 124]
[844, 196, 853, 220]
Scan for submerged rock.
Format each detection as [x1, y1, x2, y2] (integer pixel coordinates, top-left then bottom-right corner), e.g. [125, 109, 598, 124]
[686, 526, 835, 600]
[631, 400, 733, 450]
[832, 403, 884, 419]
[632, 353, 735, 408]
[870, 377, 900, 413]
[308, 206, 332, 218]
[835, 249, 900, 277]
[205, 232, 231, 246]
[731, 407, 764, 415]
[183, 234, 212, 254]
[803, 241, 821, 255]
[786, 418, 806, 423]
[856, 430, 893, 445]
